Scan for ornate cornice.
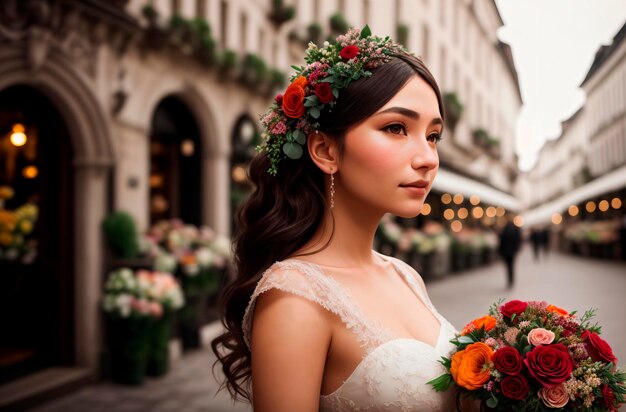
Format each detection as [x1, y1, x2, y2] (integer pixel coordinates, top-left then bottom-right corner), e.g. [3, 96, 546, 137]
[0, 0, 139, 76]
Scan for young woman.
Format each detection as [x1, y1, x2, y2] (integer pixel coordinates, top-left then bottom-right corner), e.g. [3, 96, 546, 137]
[212, 27, 461, 411]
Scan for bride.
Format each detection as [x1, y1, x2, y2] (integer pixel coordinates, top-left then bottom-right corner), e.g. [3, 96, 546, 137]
[212, 27, 465, 411]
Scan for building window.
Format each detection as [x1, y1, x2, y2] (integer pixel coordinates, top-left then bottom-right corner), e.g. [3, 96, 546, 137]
[363, 0, 371, 25]
[196, 0, 207, 17]
[220, 0, 228, 48]
[240, 11, 247, 54]
[172, 0, 181, 15]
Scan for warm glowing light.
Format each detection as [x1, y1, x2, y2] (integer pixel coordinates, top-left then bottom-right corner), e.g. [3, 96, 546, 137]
[441, 193, 452, 204]
[181, 139, 195, 156]
[496, 206, 505, 217]
[457, 207, 468, 219]
[450, 220, 463, 232]
[443, 208, 455, 220]
[486, 206, 497, 218]
[611, 198, 622, 209]
[231, 165, 247, 183]
[469, 195, 480, 205]
[513, 216, 524, 227]
[551, 213, 562, 225]
[598, 200, 609, 212]
[453, 194, 464, 204]
[10, 123, 27, 147]
[149, 174, 164, 188]
[421, 203, 431, 216]
[568, 205, 579, 217]
[472, 207, 484, 219]
[22, 166, 38, 179]
[585, 201, 596, 213]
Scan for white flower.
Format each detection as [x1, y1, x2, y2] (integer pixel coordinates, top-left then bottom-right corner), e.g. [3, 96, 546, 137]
[154, 253, 177, 273]
[116, 294, 133, 318]
[183, 263, 200, 276]
[195, 247, 214, 268]
[323, 41, 330, 47]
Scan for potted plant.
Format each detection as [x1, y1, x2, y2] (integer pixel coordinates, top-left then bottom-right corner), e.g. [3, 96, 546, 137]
[268, 0, 296, 28]
[443, 92, 463, 132]
[396, 23, 409, 47]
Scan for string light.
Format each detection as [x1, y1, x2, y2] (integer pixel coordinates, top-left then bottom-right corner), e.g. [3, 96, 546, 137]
[469, 195, 480, 205]
[568, 205, 579, 216]
[443, 208, 455, 220]
[551, 213, 562, 225]
[598, 200, 609, 212]
[441, 193, 452, 204]
[585, 201, 596, 213]
[10, 123, 27, 147]
[453, 194, 464, 204]
[611, 198, 622, 209]
[421, 203, 431, 215]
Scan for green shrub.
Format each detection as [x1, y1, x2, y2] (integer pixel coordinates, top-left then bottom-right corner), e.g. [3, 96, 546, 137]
[103, 211, 140, 259]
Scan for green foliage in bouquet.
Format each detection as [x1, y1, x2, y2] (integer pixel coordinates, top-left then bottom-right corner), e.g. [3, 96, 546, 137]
[103, 211, 140, 259]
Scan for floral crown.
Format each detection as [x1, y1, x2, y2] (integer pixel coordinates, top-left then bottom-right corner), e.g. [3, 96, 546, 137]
[258, 25, 409, 175]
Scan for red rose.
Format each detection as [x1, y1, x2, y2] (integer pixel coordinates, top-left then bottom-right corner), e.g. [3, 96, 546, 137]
[282, 76, 307, 118]
[582, 330, 618, 364]
[492, 347, 523, 375]
[601, 385, 617, 412]
[500, 300, 528, 318]
[524, 344, 573, 387]
[274, 93, 283, 105]
[339, 45, 359, 60]
[315, 82, 334, 104]
[500, 374, 530, 400]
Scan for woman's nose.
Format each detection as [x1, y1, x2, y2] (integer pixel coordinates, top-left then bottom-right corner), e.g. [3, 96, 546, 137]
[410, 138, 439, 170]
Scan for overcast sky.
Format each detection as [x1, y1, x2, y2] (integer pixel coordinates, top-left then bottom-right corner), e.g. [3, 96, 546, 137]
[494, 0, 626, 172]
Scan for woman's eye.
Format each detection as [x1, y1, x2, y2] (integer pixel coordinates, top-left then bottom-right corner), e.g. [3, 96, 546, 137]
[427, 133, 443, 144]
[383, 123, 407, 135]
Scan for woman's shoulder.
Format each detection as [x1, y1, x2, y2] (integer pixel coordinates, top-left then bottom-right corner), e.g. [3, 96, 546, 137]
[373, 251, 428, 293]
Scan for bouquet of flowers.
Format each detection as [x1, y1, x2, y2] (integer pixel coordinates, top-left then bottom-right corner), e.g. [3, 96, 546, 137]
[428, 299, 625, 411]
[0, 201, 38, 264]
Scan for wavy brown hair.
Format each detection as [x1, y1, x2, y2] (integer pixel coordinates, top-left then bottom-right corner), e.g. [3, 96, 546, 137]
[211, 52, 444, 403]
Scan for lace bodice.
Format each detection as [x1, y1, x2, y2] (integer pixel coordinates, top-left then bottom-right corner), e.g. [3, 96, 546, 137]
[242, 252, 458, 411]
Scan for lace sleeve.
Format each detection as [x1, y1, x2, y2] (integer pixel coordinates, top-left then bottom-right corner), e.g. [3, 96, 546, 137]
[242, 260, 393, 352]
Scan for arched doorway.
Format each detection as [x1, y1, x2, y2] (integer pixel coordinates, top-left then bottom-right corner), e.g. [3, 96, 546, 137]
[149, 97, 203, 226]
[0, 85, 74, 384]
[230, 115, 259, 233]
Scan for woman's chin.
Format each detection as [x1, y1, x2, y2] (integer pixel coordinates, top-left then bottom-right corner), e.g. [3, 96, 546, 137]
[392, 205, 424, 219]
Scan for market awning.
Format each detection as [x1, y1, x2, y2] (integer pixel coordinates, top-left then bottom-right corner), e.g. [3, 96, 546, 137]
[522, 164, 626, 226]
[432, 168, 522, 211]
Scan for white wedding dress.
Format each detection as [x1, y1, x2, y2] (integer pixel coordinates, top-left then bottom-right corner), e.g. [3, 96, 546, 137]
[242, 252, 458, 411]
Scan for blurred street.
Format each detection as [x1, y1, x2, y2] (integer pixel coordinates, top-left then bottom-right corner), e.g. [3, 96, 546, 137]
[31, 245, 626, 412]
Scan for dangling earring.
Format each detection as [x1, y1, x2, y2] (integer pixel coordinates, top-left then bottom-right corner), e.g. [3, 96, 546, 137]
[330, 170, 335, 209]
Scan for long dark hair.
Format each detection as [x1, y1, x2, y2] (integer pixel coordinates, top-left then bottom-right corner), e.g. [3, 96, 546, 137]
[211, 52, 445, 403]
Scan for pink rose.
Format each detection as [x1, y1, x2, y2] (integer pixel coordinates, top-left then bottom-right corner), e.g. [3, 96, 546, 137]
[538, 383, 569, 408]
[528, 328, 556, 346]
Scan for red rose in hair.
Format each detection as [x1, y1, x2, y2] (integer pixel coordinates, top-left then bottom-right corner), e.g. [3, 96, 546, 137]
[282, 76, 307, 118]
[601, 385, 617, 412]
[492, 346, 523, 375]
[500, 374, 529, 400]
[582, 330, 618, 364]
[339, 45, 359, 60]
[500, 300, 528, 318]
[315, 82, 334, 104]
[524, 344, 573, 387]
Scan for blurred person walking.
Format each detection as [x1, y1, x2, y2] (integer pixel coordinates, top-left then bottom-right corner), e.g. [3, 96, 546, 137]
[539, 226, 550, 259]
[530, 226, 541, 261]
[498, 218, 521, 289]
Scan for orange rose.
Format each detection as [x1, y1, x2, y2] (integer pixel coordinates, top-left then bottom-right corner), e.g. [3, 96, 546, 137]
[450, 342, 493, 390]
[546, 304, 569, 316]
[461, 315, 497, 335]
[282, 76, 307, 118]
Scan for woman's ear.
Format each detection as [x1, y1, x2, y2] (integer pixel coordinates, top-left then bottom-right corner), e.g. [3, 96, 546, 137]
[307, 131, 339, 174]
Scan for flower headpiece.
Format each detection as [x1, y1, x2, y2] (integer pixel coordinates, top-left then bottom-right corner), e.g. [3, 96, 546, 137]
[258, 25, 409, 175]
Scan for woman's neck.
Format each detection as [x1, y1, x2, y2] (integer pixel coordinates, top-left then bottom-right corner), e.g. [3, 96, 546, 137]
[296, 200, 383, 268]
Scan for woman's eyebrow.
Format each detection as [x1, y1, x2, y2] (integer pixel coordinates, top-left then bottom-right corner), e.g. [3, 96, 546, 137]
[376, 106, 443, 126]
[376, 106, 419, 119]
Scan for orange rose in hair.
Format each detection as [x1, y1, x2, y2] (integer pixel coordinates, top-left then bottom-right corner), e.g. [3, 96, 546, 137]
[546, 304, 569, 317]
[461, 315, 497, 335]
[281, 76, 307, 118]
[450, 342, 493, 390]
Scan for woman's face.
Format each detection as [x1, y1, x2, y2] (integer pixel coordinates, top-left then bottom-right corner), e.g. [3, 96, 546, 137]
[337, 75, 442, 218]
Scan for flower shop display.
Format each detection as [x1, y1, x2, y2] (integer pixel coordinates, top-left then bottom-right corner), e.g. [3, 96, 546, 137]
[563, 220, 620, 260]
[428, 299, 625, 411]
[145, 219, 231, 348]
[0, 194, 38, 264]
[102, 268, 184, 384]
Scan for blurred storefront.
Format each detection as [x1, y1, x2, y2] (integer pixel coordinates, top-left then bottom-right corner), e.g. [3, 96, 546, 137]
[521, 22, 626, 261]
[0, 0, 523, 407]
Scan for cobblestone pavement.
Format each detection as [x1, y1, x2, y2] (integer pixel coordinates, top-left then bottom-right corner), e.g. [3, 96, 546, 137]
[32, 245, 625, 411]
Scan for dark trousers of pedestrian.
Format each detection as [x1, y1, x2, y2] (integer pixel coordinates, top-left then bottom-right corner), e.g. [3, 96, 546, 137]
[503, 255, 515, 288]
